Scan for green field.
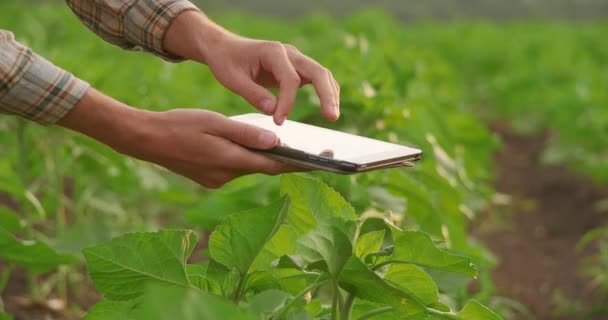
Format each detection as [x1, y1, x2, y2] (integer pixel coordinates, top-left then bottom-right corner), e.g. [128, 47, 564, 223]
[0, 2, 607, 320]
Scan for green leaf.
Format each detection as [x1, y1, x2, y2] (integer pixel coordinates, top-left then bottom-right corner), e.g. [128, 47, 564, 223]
[0, 226, 76, 273]
[186, 263, 208, 291]
[457, 300, 501, 320]
[391, 230, 477, 277]
[184, 176, 277, 230]
[247, 268, 314, 295]
[0, 206, 24, 233]
[338, 257, 427, 318]
[251, 225, 298, 271]
[280, 174, 356, 235]
[209, 197, 290, 274]
[83, 229, 197, 300]
[356, 229, 385, 259]
[133, 284, 257, 320]
[84, 299, 138, 320]
[297, 224, 352, 277]
[247, 289, 292, 317]
[385, 264, 438, 306]
[54, 218, 113, 255]
[204, 259, 241, 298]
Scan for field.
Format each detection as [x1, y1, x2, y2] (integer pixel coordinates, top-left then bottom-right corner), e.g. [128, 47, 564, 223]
[1, 2, 607, 320]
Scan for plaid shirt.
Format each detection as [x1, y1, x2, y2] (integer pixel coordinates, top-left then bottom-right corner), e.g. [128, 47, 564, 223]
[0, 0, 199, 125]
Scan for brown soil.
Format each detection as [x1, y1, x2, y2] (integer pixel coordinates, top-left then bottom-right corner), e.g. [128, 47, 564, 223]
[0, 264, 100, 320]
[473, 122, 608, 320]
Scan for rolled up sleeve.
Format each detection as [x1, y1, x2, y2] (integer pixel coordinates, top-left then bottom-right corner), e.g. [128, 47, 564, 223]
[0, 30, 89, 125]
[65, 0, 200, 61]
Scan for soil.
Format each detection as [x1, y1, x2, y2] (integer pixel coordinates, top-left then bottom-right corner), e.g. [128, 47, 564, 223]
[473, 122, 608, 320]
[0, 264, 100, 320]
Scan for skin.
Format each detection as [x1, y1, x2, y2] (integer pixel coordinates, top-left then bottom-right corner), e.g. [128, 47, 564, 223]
[57, 10, 340, 189]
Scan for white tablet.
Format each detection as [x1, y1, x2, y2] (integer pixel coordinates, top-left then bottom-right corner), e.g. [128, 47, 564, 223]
[231, 113, 422, 174]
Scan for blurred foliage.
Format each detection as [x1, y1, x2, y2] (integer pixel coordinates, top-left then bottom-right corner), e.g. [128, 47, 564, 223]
[399, 22, 608, 181]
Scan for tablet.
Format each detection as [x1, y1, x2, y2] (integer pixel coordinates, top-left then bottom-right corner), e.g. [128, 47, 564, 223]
[231, 113, 422, 174]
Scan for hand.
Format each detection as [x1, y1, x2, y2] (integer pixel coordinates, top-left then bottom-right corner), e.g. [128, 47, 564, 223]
[58, 89, 301, 188]
[164, 11, 340, 125]
[140, 109, 301, 188]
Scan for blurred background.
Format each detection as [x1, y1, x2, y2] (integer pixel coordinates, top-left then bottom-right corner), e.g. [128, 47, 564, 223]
[1, 1, 607, 320]
[198, 0, 608, 19]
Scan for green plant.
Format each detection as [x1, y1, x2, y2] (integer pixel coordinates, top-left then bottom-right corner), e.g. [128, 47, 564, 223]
[82, 175, 500, 320]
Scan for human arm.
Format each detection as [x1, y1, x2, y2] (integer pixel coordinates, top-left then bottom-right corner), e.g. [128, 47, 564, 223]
[65, 0, 340, 124]
[0, 29, 295, 188]
[56, 88, 297, 188]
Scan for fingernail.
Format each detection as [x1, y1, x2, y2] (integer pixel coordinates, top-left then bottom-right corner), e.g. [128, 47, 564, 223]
[260, 98, 275, 114]
[334, 104, 340, 119]
[259, 130, 277, 147]
[275, 115, 286, 125]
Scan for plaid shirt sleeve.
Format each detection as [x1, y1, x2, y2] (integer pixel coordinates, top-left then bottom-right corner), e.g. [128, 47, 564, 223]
[0, 30, 89, 125]
[65, 0, 200, 61]
[1, 0, 199, 125]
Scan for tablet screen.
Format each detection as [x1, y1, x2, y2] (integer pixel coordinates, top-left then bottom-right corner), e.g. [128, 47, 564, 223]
[231, 114, 421, 165]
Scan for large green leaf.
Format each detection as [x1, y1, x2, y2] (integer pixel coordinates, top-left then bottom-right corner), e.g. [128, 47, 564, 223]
[133, 284, 257, 320]
[385, 264, 438, 306]
[83, 229, 197, 300]
[391, 229, 477, 277]
[209, 197, 290, 274]
[338, 257, 427, 319]
[0, 226, 75, 273]
[184, 176, 277, 230]
[280, 174, 356, 235]
[251, 225, 298, 271]
[297, 224, 352, 277]
[84, 299, 138, 320]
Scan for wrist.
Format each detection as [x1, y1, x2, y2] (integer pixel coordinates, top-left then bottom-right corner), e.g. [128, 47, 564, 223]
[57, 88, 158, 160]
[163, 10, 234, 64]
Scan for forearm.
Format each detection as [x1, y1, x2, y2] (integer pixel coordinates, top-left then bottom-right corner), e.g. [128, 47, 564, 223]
[56, 88, 155, 159]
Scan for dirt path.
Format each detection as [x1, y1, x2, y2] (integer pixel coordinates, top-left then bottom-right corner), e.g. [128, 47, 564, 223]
[474, 123, 608, 319]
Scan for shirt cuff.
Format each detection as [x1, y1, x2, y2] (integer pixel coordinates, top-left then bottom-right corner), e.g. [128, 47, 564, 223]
[124, 0, 200, 62]
[0, 52, 90, 125]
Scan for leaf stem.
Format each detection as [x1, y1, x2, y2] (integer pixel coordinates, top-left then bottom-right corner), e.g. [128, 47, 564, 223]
[0, 264, 13, 294]
[426, 307, 460, 319]
[356, 306, 394, 320]
[232, 273, 248, 303]
[272, 275, 328, 320]
[331, 278, 339, 320]
[340, 293, 356, 320]
[15, 120, 41, 301]
[371, 260, 396, 271]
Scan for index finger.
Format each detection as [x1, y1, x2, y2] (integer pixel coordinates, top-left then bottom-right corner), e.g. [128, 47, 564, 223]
[285, 45, 340, 121]
[261, 43, 301, 125]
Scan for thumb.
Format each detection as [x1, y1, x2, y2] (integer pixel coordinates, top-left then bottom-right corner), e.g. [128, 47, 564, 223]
[216, 117, 279, 150]
[228, 75, 277, 114]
